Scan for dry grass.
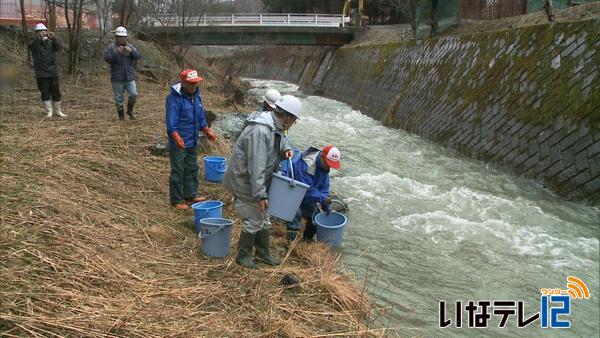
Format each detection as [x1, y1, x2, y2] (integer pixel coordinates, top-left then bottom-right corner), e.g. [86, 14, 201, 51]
[0, 43, 381, 336]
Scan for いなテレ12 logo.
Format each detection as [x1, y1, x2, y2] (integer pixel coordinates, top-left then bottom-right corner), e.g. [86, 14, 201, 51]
[439, 276, 591, 329]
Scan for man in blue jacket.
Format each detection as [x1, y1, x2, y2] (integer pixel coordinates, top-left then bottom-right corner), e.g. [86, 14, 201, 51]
[166, 69, 218, 210]
[286, 145, 341, 241]
[104, 26, 141, 120]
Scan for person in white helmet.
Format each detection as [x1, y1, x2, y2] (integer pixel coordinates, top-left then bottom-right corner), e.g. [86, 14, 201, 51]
[104, 26, 141, 120]
[28, 22, 66, 117]
[223, 95, 300, 269]
[260, 88, 281, 112]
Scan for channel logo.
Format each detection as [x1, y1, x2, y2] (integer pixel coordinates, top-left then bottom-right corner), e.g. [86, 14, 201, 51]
[439, 276, 591, 329]
[566, 276, 590, 299]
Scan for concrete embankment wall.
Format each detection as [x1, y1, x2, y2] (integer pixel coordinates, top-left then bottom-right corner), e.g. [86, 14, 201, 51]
[217, 19, 600, 203]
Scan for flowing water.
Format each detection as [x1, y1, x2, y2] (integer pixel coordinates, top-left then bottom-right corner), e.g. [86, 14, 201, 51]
[243, 79, 599, 337]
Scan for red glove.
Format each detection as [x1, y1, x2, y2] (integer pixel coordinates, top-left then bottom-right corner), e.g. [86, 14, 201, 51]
[202, 127, 218, 142]
[171, 131, 185, 149]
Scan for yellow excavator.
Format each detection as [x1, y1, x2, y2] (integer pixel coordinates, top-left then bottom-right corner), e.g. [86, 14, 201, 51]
[343, 0, 368, 26]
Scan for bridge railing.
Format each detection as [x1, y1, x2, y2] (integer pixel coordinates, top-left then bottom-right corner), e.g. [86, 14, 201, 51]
[141, 13, 350, 28]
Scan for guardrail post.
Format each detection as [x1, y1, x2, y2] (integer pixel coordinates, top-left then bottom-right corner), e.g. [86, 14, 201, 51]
[203, 14, 206, 25]
[232, 14, 235, 24]
[315, 14, 318, 25]
[287, 14, 290, 25]
[260, 14, 263, 25]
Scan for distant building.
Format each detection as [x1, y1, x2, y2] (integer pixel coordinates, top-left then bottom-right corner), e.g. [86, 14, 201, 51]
[0, 0, 99, 29]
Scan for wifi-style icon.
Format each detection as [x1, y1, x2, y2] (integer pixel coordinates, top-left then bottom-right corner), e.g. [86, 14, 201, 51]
[566, 276, 590, 299]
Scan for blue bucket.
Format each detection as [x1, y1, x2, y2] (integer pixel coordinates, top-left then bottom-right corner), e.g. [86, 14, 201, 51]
[199, 218, 234, 257]
[315, 211, 347, 248]
[204, 156, 227, 182]
[192, 200, 223, 233]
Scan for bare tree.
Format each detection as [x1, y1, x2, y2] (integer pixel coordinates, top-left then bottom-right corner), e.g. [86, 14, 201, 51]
[64, 0, 85, 74]
[394, 0, 416, 36]
[47, 0, 58, 31]
[19, 0, 28, 44]
[92, 0, 112, 39]
[137, 0, 176, 27]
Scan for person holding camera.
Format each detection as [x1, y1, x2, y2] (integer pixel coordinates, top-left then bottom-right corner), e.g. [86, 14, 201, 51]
[28, 23, 66, 118]
[104, 26, 141, 120]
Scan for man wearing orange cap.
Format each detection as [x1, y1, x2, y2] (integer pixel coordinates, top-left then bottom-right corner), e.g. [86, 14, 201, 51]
[286, 145, 341, 241]
[166, 69, 218, 210]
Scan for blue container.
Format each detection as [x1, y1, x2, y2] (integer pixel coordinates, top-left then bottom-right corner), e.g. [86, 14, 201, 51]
[192, 200, 223, 233]
[315, 211, 347, 248]
[204, 156, 228, 182]
[267, 173, 309, 222]
[199, 218, 234, 258]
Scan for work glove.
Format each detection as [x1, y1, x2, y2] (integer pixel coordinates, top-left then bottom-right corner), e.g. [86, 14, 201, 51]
[322, 197, 332, 215]
[171, 131, 185, 149]
[202, 127, 218, 142]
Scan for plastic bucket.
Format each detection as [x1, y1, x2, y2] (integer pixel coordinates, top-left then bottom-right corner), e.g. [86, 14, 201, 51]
[192, 200, 223, 233]
[315, 211, 347, 248]
[267, 172, 309, 222]
[199, 218, 234, 257]
[204, 156, 227, 182]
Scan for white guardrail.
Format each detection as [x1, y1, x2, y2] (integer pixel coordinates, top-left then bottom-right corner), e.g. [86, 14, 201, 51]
[142, 13, 351, 28]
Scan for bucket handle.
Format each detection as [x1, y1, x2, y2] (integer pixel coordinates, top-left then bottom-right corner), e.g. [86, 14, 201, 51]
[207, 160, 228, 173]
[286, 158, 296, 187]
[199, 224, 225, 239]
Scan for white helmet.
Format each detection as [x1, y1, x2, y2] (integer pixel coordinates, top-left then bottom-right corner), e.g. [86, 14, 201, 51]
[262, 89, 281, 109]
[34, 23, 47, 31]
[275, 95, 302, 119]
[115, 26, 128, 37]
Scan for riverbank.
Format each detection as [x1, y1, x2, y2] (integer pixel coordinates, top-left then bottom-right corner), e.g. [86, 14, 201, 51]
[0, 30, 379, 336]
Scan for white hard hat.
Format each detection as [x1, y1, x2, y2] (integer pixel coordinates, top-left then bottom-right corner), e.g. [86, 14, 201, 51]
[262, 89, 281, 109]
[115, 26, 128, 37]
[275, 95, 302, 119]
[34, 23, 47, 31]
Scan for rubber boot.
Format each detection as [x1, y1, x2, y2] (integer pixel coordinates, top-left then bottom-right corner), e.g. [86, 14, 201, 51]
[126, 100, 136, 120]
[43, 100, 53, 117]
[254, 229, 281, 266]
[303, 218, 317, 242]
[236, 230, 257, 268]
[53, 101, 66, 117]
[117, 108, 125, 120]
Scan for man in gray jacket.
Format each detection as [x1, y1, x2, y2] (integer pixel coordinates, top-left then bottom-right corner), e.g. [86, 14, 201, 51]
[223, 95, 301, 268]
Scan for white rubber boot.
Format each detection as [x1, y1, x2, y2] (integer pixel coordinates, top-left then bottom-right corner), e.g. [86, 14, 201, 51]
[43, 100, 53, 117]
[53, 101, 67, 117]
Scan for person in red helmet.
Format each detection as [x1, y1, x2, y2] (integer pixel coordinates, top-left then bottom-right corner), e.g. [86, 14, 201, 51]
[166, 69, 218, 210]
[285, 145, 341, 242]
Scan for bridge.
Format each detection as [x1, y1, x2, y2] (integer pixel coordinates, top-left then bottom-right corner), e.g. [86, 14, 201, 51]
[136, 13, 357, 46]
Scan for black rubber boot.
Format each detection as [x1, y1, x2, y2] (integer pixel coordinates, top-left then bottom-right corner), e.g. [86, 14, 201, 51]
[254, 229, 281, 266]
[303, 218, 317, 242]
[236, 231, 256, 268]
[126, 101, 136, 120]
[117, 108, 125, 120]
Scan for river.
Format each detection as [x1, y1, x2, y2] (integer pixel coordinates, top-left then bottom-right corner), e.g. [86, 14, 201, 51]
[242, 78, 599, 337]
